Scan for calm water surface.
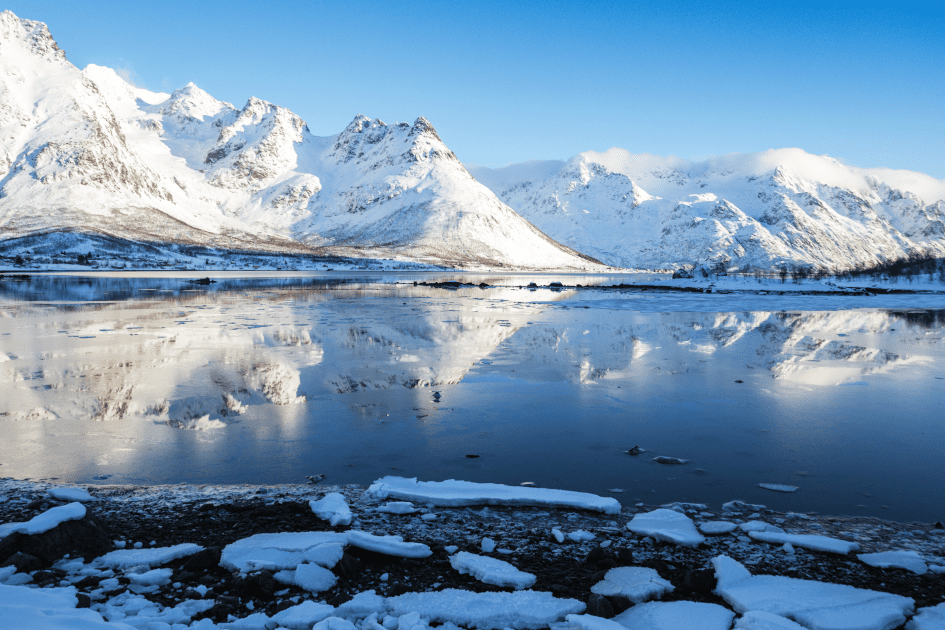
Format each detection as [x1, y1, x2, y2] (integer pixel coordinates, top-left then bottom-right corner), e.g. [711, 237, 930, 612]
[1, 272, 943, 522]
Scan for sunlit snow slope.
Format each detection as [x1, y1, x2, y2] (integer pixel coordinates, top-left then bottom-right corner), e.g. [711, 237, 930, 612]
[469, 149, 945, 271]
[0, 12, 599, 270]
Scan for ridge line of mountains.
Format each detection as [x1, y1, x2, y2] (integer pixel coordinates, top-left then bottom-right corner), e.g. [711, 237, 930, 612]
[1, 11, 943, 271]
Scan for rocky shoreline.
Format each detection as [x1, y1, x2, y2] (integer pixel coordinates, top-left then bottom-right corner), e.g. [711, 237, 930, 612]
[1, 479, 943, 628]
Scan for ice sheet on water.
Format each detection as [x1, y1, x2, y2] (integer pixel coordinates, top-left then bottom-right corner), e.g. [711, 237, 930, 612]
[310, 492, 353, 527]
[907, 603, 945, 630]
[385, 589, 586, 630]
[611, 600, 735, 630]
[712, 555, 914, 630]
[748, 531, 859, 554]
[47, 486, 94, 502]
[759, 484, 798, 493]
[590, 566, 675, 603]
[0, 502, 86, 540]
[95, 543, 204, 569]
[366, 477, 621, 514]
[448, 551, 536, 589]
[857, 550, 928, 575]
[626, 509, 705, 546]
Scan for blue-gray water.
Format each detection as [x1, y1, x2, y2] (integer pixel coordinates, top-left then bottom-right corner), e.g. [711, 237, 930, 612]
[1, 272, 943, 522]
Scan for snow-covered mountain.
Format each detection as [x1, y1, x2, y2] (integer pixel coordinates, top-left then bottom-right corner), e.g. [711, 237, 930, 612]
[0, 12, 598, 270]
[469, 149, 945, 271]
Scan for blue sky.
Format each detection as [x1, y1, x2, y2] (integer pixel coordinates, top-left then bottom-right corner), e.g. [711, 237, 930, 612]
[9, 0, 945, 177]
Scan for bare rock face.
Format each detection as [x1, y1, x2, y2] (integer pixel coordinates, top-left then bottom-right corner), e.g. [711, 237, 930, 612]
[0, 510, 113, 567]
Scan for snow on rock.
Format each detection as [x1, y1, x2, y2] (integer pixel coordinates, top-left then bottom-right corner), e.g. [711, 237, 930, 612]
[740, 521, 786, 534]
[735, 610, 809, 630]
[385, 589, 585, 630]
[0, 502, 86, 539]
[907, 603, 945, 630]
[747, 531, 859, 554]
[758, 484, 798, 493]
[270, 600, 336, 630]
[310, 492, 353, 527]
[220, 532, 347, 572]
[47, 486, 94, 502]
[611, 600, 736, 630]
[590, 566, 675, 603]
[857, 550, 928, 575]
[367, 477, 621, 514]
[95, 543, 204, 569]
[274, 562, 338, 593]
[0, 583, 135, 630]
[448, 551, 537, 590]
[376, 502, 419, 515]
[700, 521, 738, 535]
[712, 554, 914, 630]
[626, 509, 706, 546]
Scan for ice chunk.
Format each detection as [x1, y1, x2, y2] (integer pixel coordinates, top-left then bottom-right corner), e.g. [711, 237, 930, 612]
[386, 589, 585, 630]
[95, 543, 204, 569]
[376, 502, 419, 515]
[907, 602, 945, 630]
[481, 537, 496, 553]
[0, 502, 86, 540]
[735, 610, 808, 630]
[314, 617, 358, 630]
[449, 551, 536, 589]
[700, 521, 738, 535]
[310, 493, 353, 527]
[270, 600, 336, 630]
[551, 528, 565, 543]
[748, 531, 859, 554]
[0, 583, 126, 629]
[367, 477, 621, 514]
[347, 531, 432, 558]
[566, 613, 628, 630]
[758, 484, 798, 493]
[590, 566, 674, 603]
[224, 612, 273, 629]
[567, 530, 595, 542]
[651, 456, 688, 465]
[335, 590, 388, 619]
[47, 487, 94, 502]
[220, 532, 347, 572]
[126, 568, 172, 587]
[626, 509, 705, 546]
[857, 550, 927, 575]
[712, 554, 914, 630]
[611, 600, 735, 630]
[740, 521, 785, 534]
[723, 500, 765, 512]
[275, 563, 337, 593]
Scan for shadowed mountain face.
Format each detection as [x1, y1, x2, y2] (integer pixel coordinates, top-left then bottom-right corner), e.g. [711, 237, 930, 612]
[0, 11, 598, 270]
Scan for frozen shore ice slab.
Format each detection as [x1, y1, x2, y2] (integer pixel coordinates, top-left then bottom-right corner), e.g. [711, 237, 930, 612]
[270, 600, 335, 630]
[0, 502, 86, 540]
[449, 551, 536, 589]
[748, 531, 859, 554]
[346, 531, 432, 558]
[611, 600, 735, 630]
[735, 610, 808, 630]
[95, 543, 204, 569]
[857, 550, 928, 575]
[386, 589, 585, 629]
[907, 603, 945, 630]
[700, 521, 738, 535]
[274, 562, 337, 593]
[590, 566, 674, 603]
[0, 583, 136, 630]
[310, 493, 353, 527]
[626, 509, 706, 546]
[366, 477, 621, 514]
[47, 487, 94, 502]
[713, 554, 914, 630]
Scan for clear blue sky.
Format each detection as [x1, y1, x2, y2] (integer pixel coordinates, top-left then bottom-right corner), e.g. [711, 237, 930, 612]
[8, 0, 945, 177]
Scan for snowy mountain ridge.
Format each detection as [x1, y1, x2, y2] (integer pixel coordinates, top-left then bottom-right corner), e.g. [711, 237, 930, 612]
[468, 147, 945, 271]
[0, 11, 598, 270]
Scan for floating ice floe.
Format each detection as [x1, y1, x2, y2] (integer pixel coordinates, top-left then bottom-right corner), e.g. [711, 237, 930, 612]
[747, 531, 859, 554]
[723, 500, 766, 512]
[735, 610, 808, 629]
[274, 562, 338, 593]
[626, 509, 706, 546]
[740, 521, 785, 534]
[651, 456, 688, 465]
[0, 502, 86, 540]
[449, 551, 536, 589]
[662, 502, 707, 511]
[375, 501, 419, 515]
[385, 589, 585, 630]
[713, 554, 914, 630]
[47, 486, 94, 502]
[611, 600, 736, 630]
[758, 484, 798, 493]
[907, 602, 945, 630]
[700, 521, 738, 535]
[857, 550, 928, 575]
[95, 543, 204, 569]
[310, 493, 353, 527]
[590, 566, 675, 603]
[366, 477, 621, 514]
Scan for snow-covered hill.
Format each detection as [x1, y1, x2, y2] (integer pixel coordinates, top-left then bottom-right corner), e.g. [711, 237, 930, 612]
[469, 149, 945, 271]
[0, 12, 599, 270]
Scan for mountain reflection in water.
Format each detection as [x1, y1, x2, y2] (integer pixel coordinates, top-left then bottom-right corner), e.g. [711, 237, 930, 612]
[1, 273, 943, 522]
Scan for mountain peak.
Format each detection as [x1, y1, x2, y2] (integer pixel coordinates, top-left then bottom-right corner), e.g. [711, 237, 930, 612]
[0, 10, 66, 62]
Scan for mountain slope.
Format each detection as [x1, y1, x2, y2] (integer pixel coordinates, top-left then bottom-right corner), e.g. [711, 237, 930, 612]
[469, 148, 945, 271]
[0, 11, 599, 270]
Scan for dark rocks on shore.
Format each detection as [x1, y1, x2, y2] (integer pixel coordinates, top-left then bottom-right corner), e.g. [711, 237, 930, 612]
[0, 511, 112, 568]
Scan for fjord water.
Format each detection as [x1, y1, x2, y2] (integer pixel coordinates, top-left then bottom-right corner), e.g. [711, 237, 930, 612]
[1, 273, 943, 522]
